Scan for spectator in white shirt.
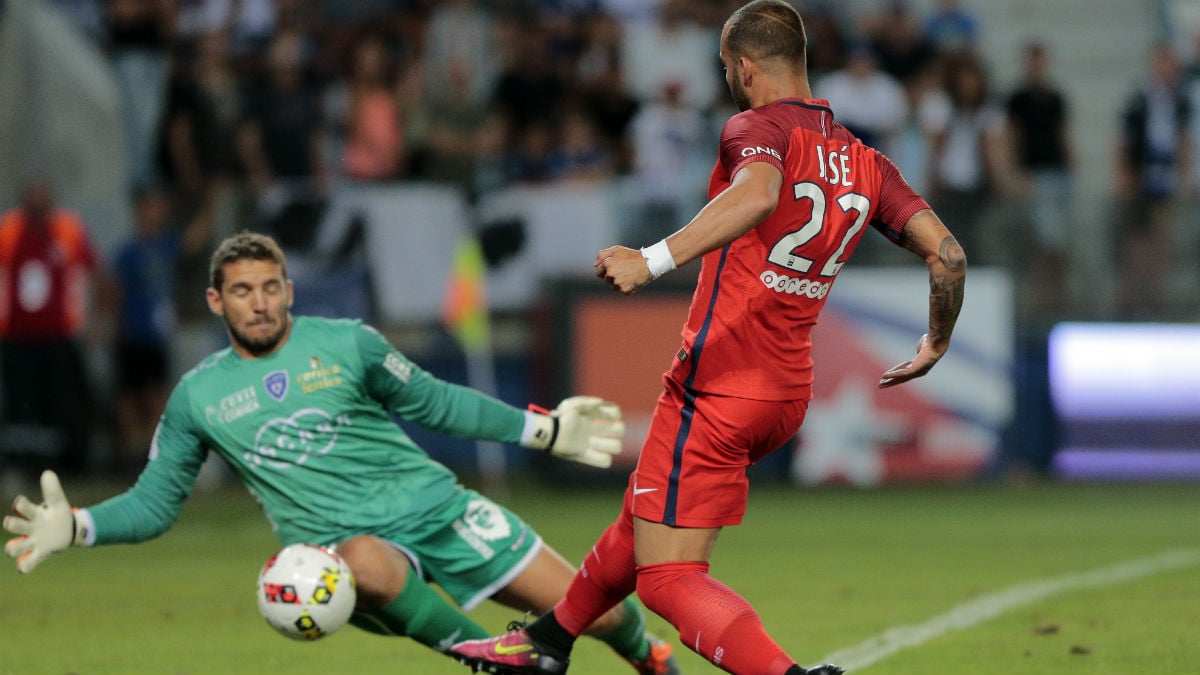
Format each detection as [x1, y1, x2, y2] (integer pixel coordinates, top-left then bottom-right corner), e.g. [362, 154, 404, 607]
[816, 44, 909, 156]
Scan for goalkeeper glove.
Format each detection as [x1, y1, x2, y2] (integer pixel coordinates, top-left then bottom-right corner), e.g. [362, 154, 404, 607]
[525, 396, 625, 468]
[4, 470, 88, 573]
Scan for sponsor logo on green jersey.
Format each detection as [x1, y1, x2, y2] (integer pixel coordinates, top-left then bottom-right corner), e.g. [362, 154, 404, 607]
[206, 386, 260, 425]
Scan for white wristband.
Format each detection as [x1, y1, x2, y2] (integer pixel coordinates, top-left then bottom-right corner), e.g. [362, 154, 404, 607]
[640, 240, 676, 279]
[74, 508, 95, 547]
[520, 410, 557, 450]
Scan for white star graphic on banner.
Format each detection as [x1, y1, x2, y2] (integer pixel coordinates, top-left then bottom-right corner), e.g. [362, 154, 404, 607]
[793, 380, 913, 487]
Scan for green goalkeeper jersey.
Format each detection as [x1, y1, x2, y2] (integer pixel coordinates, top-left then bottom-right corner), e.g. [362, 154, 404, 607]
[85, 316, 527, 547]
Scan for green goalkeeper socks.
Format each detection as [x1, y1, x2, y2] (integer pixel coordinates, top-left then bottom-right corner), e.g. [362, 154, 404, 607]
[348, 574, 652, 660]
[594, 596, 651, 662]
[348, 571, 489, 651]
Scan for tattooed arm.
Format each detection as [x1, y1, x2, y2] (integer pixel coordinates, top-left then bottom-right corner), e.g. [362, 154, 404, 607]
[879, 209, 967, 389]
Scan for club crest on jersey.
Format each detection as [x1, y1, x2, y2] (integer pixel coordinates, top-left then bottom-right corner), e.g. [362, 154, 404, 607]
[263, 370, 290, 402]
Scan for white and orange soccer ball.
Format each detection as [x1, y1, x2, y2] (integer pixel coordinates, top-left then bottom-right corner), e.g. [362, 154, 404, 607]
[256, 543, 356, 640]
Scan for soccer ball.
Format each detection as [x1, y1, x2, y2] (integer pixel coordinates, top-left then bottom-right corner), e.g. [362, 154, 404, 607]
[256, 543, 357, 641]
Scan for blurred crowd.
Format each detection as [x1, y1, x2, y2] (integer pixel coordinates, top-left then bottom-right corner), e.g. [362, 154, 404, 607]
[2, 0, 1199, 478]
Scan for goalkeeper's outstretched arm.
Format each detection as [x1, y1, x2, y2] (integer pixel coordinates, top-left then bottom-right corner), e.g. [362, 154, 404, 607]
[4, 385, 208, 572]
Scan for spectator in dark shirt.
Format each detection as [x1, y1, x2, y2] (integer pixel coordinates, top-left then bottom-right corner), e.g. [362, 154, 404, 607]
[110, 184, 206, 472]
[237, 29, 328, 199]
[1114, 42, 1192, 317]
[105, 0, 175, 189]
[163, 30, 243, 200]
[865, 0, 937, 85]
[1006, 41, 1073, 315]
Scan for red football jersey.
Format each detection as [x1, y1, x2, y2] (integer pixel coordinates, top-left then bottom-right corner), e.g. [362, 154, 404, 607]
[0, 208, 97, 339]
[665, 98, 929, 401]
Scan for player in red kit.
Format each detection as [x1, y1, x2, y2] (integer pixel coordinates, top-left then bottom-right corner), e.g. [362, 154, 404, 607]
[451, 1, 966, 674]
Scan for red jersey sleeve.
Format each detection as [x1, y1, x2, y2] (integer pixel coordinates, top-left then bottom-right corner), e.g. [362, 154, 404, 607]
[870, 151, 930, 243]
[718, 111, 788, 179]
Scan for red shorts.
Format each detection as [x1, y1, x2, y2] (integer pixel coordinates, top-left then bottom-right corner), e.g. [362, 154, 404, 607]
[629, 375, 809, 528]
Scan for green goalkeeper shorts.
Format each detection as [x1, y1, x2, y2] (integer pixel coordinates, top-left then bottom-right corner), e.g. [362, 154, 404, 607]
[385, 488, 544, 610]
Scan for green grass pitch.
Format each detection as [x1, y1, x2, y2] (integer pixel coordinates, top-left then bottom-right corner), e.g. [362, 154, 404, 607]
[2, 477, 1198, 674]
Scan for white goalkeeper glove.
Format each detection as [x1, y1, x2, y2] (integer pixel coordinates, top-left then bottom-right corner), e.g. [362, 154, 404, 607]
[524, 396, 625, 468]
[4, 470, 88, 573]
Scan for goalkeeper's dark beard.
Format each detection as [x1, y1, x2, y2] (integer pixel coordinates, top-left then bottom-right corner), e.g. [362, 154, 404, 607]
[227, 313, 291, 357]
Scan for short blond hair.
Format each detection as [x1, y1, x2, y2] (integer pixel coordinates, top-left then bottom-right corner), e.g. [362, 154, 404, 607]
[209, 232, 289, 291]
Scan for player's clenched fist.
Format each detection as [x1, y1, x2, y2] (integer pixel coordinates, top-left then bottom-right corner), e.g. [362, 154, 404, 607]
[4, 470, 87, 573]
[595, 246, 655, 295]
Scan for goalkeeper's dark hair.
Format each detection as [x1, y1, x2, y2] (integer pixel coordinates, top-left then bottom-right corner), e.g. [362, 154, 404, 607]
[209, 231, 289, 291]
[725, 0, 807, 69]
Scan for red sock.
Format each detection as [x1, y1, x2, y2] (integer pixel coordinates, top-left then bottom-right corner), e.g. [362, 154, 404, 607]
[554, 498, 639, 636]
[636, 561, 795, 675]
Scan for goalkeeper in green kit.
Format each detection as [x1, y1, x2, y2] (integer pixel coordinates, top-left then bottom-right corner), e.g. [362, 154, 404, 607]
[3, 232, 680, 675]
